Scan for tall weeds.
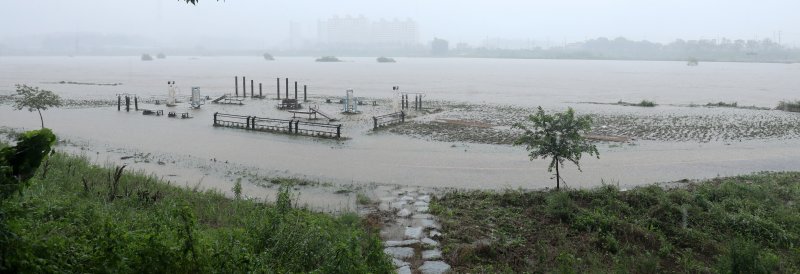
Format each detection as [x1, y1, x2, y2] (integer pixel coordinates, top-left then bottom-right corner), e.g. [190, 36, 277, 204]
[0, 152, 393, 273]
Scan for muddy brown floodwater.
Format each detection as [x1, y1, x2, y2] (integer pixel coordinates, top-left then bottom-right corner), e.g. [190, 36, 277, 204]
[2, 56, 800, 211]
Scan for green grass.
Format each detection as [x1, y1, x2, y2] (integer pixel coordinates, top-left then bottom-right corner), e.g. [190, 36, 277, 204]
[0, 152, 393, 273]
[430, 173, 800, 273]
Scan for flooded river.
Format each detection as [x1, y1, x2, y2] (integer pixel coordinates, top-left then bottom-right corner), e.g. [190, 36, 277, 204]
[1, 56, 799, 210]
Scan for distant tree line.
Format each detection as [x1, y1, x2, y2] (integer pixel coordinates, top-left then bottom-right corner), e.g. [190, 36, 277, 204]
[454, 37, 800, 62]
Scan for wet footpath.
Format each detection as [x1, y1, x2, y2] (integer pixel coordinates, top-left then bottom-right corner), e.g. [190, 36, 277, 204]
[361, 186, 452, 274]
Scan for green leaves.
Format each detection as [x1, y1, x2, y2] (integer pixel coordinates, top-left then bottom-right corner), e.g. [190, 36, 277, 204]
[13, 84, 62, 128]
[513, 107, 599, 188]
[0, 128, 56, 199]
[13, 85, 62, 112]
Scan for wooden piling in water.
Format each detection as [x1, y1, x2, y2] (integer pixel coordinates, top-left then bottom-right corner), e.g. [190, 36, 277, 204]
[242, 76, 247, 97]
[251, 80, 254, 97]
[125, 96, 130, 112]
[304, 85, 307, 102]
[259, 83, 263, 98]
[294, 81, 298, 100]
[285, 78, 289, 99]
[134, 96, 138, 111]
[235, 76, 238, 97]
[277, 78, 281, 99]
[117, 95, 121, 111]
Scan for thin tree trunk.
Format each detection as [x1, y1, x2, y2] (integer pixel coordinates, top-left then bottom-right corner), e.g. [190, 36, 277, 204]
[555, 157, 560, 190]
[37, 108, 44, 128]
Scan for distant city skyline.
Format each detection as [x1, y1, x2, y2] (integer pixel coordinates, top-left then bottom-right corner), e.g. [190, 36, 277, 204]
[316, 15, 419, 50]
[2, 0, 799, 50]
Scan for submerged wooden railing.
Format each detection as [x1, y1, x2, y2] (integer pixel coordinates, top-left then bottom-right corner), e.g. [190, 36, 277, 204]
[372, 111, 405, 129]
[213, 112, 341, 138]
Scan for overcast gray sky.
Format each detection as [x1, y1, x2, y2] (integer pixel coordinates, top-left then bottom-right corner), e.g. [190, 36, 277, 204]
[2, 0, 799, 47]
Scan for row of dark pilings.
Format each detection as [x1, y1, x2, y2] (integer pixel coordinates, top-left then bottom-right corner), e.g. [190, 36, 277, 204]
[401, 94, 423, 110]
[117, 94, 139, 112]
[233, 76, 308, 102]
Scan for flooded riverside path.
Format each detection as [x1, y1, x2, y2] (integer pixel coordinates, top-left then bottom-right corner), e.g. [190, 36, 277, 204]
[2, 56, 800, 210]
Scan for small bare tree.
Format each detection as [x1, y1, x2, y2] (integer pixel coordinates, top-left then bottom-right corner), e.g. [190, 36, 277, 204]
[513, 107, 599, 190]
[13, 84, 62, 129]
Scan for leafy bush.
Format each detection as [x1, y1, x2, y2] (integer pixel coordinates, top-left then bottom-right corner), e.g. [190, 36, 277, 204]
[0, 128, 56, 199]
[637, 100, 657, 107]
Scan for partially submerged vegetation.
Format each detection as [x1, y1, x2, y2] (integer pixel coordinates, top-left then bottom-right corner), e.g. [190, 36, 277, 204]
[376, 56, 396, 63]
[777, 100, 800, 113]
[0, 147, 393, 272]
[316, 56, 342, 62]
[695, 102, 769, 110]
[617, 99, 657, 107]
[431, 172, 800, 273]
[706, 101, 738, 108]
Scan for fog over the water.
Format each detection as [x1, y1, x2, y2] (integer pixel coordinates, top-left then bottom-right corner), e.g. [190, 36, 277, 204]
[1, 0, 799, 53]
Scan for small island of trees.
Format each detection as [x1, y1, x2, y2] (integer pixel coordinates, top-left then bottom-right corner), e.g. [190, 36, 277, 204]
[315, 56, 342, 62]
[377, 57, 396, 63]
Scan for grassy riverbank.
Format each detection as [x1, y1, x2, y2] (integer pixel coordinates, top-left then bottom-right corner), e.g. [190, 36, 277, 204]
[431, 173, 800, 273]
[0, 152, 393, 273]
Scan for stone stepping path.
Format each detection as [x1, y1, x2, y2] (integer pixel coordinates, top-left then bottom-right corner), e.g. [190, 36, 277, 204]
[361, 186, 452, 274]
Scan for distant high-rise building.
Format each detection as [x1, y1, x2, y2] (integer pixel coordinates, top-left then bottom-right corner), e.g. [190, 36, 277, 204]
[317, 15, 419, 49]
[289, 21, 302, 49]
[431, 38, 449, 56]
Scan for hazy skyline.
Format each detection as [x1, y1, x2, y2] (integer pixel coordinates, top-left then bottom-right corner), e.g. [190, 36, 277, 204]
[1, 0, 799, 49]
